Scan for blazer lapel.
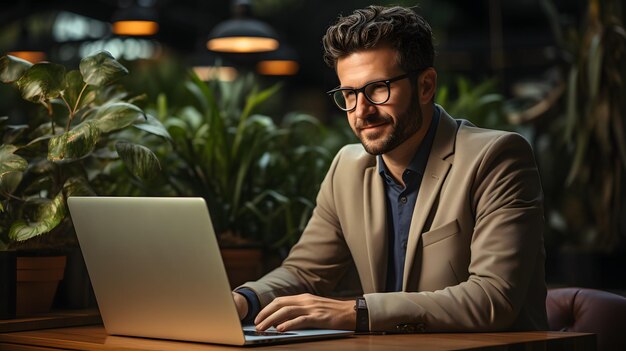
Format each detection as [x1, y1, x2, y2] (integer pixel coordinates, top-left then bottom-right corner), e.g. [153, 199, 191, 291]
[363, 163, 387, 292]
[402, 109, 457, 290]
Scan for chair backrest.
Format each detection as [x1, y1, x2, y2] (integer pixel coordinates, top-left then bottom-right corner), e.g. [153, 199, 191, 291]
[546, 287, 626, 351]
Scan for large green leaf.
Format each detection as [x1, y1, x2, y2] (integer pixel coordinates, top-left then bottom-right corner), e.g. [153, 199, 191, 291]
[185, 75, 212, 113]
[115, 141, 161, 180]
[242, 83, 281, 121]
[48, 121, 101, 162]
[232, 83, 281, 159]
[94, 102, 144, 133]
[63, 70, 83, 108]
[0, 55, 32, 83]
[63, 70, 94, 112]
[16, 62, 66, 103]
[79, 51, 128, 87]
[8, 192, 66, 241]
[0, 145, 27, 195]
[133, 113, 172, 141]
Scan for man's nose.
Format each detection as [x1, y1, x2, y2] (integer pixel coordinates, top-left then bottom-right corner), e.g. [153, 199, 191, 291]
[353, 93, 376, 117]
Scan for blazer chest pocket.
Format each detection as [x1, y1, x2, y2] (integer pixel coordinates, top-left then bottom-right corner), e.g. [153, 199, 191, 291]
[421, 219, 460, 247]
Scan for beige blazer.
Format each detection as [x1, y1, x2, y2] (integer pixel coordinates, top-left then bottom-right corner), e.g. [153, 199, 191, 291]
[242, 107, 548, 332]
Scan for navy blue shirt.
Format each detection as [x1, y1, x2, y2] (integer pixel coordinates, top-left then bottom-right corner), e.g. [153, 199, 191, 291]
[379, 106, 440, 292]
[237, 106, 441, 320]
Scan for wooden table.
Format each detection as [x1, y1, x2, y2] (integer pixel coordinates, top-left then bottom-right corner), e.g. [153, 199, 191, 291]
[0, 309, 101, 333]
[0, 325, 595, 351]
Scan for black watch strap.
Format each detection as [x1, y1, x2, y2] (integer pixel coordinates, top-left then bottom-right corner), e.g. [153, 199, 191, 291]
[354, 297, 369, 332]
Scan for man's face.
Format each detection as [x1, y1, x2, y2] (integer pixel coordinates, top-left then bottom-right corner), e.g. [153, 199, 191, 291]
[336, 46, 422, 155]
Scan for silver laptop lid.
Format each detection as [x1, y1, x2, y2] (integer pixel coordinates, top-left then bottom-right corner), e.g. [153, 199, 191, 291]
[68, 197, 246, 345]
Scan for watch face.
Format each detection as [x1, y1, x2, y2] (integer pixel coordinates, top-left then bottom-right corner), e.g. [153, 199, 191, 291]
[355, 298, 369, 332]
[357, 297, 367, 309]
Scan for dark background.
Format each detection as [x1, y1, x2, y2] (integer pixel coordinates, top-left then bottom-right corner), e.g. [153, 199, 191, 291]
[0, 0, 585, 117]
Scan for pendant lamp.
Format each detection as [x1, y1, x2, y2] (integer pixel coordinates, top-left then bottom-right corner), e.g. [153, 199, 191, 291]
[207, 0, 279, 53]
[112, 0, 159, 36]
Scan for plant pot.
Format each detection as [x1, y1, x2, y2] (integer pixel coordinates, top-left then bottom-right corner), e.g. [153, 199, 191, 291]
[16, 256, 67, 316]
[220, 248, 263, 289]
[0, 250, 17, 319]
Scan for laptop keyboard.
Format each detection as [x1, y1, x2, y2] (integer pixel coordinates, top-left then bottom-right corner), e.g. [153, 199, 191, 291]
[244, 330, 296, 336]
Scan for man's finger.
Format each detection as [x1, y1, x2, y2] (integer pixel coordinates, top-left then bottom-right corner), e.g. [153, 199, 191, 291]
[254, 301, 280, 325]
[276, 315, 311, 332]
[254, 295, 303, 325]
[256, 305, 303, 331]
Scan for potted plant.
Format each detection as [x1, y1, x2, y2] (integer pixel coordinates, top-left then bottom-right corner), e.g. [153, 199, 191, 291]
[142, 72, 352, 287]
[0, 51, 168, 316]
[508, 0, 626, 288]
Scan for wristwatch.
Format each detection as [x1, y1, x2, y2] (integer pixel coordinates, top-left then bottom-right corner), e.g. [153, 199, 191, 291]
[354, 297, 369, 332]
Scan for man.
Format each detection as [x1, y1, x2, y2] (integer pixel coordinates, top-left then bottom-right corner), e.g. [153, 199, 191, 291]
[232, 5, 548, 333]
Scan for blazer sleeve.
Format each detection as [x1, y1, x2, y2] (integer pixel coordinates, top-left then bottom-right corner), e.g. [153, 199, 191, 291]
[239, 146, 356, 308]
[365, 133, 546, 332]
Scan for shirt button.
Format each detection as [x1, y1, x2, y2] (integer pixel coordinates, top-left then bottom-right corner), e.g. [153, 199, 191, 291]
[402, 242, 407, 249]
[400, 196, 407, 204]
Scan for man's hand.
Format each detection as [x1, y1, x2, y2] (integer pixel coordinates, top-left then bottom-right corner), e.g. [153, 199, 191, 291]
[232, 292, 249, 320]
[254, 293, 355, 332]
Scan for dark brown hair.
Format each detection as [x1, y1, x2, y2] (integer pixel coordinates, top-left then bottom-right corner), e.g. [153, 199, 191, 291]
[322, 5, 434, 73]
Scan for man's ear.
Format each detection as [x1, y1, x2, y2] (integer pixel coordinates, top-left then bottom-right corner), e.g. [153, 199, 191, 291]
[418, 68, 437, 104]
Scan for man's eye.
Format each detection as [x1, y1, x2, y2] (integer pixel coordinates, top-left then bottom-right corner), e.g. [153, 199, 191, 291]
[371, 83, 387, 92]
[366, 83, 388, 101]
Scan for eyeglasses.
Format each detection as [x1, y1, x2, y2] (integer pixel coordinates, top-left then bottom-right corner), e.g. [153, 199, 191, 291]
[326, 71, 419, 112]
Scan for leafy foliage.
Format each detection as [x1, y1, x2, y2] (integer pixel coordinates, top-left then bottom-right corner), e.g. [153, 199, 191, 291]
[539, 0, 626, 251]
[436, 77, 508, 130]
[16, 63, 66, 103]
[79, 51, 129, 87]
[0, 51, 168, 249]
[148, 73, 353, 251]
[0, 56, 32, 83]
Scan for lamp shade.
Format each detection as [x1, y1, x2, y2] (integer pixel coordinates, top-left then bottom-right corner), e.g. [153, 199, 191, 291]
[256, 45, 299, 76]
[112, 5, 159, 36]
[190, 51, 238, 82]
[6, 51, 46, 63]
[207, 18, 279, 53]
[8, 23, 49, 63]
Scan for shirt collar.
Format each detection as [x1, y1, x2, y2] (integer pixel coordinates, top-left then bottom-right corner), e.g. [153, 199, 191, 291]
[377, 104, 441, 177]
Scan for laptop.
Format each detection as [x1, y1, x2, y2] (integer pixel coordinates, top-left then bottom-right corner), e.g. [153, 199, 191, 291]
[68, 196, 353, 346]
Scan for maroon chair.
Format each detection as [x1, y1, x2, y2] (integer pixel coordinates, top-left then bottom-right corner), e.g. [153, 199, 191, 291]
[546, 287, 626, 351]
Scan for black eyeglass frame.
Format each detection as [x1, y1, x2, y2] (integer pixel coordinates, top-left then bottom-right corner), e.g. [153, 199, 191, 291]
[326, 70, 423, 112]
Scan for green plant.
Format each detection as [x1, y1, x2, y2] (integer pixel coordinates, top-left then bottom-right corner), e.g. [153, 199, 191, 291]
[149, 73, 350, 252]
[540, 0, 626, 251]
[0, 51, 167, 250]
[436, 77, 508, 130]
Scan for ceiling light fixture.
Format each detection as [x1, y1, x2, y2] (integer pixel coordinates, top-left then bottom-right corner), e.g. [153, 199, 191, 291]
[256, 45, 299, 76]
[207, 0, 279, 53]
[190, 51, 238, 82]
[112, 0, 159, 36]
[7, 22, 47, 63]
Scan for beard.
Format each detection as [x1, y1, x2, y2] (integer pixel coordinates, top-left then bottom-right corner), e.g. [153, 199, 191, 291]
[354, 97, 423, 155]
